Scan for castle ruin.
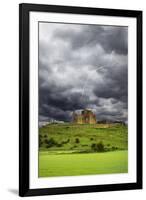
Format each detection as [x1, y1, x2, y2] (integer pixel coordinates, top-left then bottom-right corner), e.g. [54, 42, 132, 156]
[72, 109, 96, 124]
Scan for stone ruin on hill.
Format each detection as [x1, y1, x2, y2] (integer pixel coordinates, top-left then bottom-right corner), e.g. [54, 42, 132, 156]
[72, 109, 96, 124]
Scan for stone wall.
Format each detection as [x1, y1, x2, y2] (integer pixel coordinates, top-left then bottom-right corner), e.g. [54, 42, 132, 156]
[73, 109, 96, 124]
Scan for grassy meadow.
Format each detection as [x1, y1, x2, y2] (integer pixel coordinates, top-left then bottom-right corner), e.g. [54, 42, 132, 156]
[39, 123, 128, 177]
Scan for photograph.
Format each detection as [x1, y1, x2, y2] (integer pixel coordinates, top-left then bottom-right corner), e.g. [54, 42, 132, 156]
[38, 22, 128, 178]
[19, 3, 142, 196]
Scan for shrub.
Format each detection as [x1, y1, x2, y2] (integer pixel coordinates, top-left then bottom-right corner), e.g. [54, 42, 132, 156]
[56, 143, 63, 147]
[91, 141, 105, 152]
[62, 139, 70, 144]
[90, 138, 94, 141]
[39, 135, 43, 147]
[82, 144, 88, 147]
[97, 141, 105, 152]
[75, 138, 80, 143]
[91, 143, 96, 150]
[112, 146, 118, 151]
[73, 145, 77, 148]
[45, 138, 57, 148]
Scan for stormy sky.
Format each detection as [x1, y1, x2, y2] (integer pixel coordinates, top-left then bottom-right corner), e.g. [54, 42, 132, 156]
[39, 22, 128, 123]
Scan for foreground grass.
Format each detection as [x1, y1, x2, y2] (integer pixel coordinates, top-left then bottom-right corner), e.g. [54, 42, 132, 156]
[39, 150, 128, 177]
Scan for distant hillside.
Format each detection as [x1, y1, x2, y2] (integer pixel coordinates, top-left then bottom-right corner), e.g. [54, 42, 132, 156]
[39, 123, 128, 154]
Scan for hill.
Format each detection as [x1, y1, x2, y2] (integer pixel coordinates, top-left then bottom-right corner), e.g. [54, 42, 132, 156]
[39, 123, 128, 153]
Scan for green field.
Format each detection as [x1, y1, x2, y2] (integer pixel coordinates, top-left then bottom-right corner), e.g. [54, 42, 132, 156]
[39, 150, 128, 177]
[39, 123, 128, 177]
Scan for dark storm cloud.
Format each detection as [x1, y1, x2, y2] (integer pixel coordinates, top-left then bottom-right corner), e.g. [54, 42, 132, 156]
[93, 64, 128, 103]
[39, 22, 128, 122]
[54, 25, 128, 54]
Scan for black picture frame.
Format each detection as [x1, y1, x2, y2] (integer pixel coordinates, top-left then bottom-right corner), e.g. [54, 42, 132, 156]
[19, 3, 143, 197]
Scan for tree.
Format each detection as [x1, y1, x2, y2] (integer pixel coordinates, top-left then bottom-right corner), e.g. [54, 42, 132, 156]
[91, 141, 105, 152]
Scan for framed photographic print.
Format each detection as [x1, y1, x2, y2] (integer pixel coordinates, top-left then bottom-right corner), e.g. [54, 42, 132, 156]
[19, 3, 142, 197]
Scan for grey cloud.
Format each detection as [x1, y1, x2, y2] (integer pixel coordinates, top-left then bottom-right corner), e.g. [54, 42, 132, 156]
[39, 22, 128, 122]
[54, 24, 128, 55]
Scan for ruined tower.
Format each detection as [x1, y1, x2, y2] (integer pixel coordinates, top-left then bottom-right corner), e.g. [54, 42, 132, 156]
[73, 109, 96, 124]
